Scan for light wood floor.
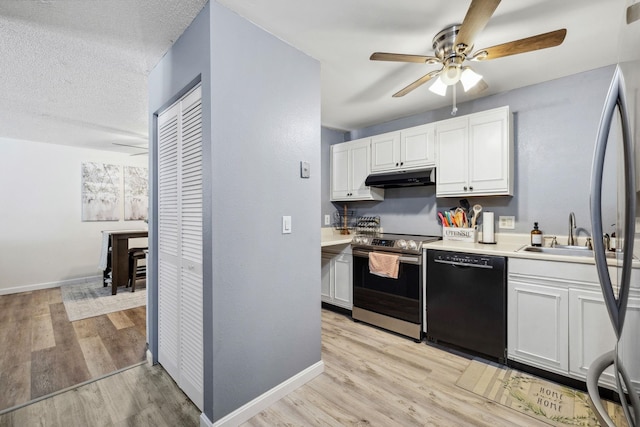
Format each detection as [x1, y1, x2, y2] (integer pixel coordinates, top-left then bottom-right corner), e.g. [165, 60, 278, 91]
[0, 287, 147, 412]
[242, 309, 549, 426]
[0, 308, 554, 426]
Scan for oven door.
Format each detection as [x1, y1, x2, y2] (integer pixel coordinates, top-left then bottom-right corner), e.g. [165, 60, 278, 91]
[352, 248, 422, 324]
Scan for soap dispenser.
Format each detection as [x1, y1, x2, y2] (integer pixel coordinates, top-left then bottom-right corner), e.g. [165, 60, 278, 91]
[531, 222, 543, 247]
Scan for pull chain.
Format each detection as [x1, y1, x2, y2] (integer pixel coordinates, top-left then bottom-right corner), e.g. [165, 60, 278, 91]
[451, 83, 458, 116]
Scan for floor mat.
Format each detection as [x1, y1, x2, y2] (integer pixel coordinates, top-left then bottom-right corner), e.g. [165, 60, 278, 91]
[456, 358, 628, 426]
[61, 280, 146, 321]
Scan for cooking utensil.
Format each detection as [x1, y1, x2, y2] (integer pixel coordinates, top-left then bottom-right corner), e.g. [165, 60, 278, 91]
[454, 208, 465, 228]
[471, 204, 483, 228]
[438, 212, 450, 227]
[460, 199, 471, 218]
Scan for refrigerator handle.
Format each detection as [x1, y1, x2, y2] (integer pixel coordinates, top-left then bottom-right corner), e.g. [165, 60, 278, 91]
[589, 65, 636, 339]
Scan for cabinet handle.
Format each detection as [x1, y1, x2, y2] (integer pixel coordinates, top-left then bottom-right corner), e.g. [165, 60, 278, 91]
[400, 162, 403, 166]
[395, 163, 399, 166]
[463, 186, 468, 191]
[469, 186, 473, 191]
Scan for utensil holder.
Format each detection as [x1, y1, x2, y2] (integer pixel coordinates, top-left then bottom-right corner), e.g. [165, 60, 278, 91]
[442, 226, 478, 242]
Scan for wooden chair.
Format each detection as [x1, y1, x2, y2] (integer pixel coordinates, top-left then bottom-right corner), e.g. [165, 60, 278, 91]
[128, 247, 147, 292]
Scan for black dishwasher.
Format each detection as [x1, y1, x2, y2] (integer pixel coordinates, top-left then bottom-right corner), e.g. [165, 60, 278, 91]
[426, 249, 507, 363]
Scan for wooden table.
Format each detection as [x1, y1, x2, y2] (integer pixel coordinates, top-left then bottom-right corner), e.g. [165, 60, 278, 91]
[107, 230, 148, 295]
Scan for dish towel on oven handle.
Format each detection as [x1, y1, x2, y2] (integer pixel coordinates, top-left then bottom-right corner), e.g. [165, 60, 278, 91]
[368, 251, 400, 279]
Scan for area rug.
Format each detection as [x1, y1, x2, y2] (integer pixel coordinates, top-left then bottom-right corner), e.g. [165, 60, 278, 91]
[456, 359, 628, 426]
[61, 281, 146, 321]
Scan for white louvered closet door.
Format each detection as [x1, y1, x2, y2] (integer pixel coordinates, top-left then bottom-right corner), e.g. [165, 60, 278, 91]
[157, 85, 203, 410]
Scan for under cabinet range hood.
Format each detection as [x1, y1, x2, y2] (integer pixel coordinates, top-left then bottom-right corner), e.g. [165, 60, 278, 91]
[365, 168, 435, 188]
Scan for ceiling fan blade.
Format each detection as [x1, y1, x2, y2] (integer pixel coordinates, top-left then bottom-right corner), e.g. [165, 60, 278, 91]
[474, 29, 567, 60]
[370, 52, 439, 64]
[113, 142, 148, 150]
[628, 2, 640, 24]
[392, 71, 440, 97]
[456, 0, 501, 52]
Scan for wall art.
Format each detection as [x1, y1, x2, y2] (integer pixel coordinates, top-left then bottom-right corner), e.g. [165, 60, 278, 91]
[81, 162, 121, 221]
[124, 166, 149, 221]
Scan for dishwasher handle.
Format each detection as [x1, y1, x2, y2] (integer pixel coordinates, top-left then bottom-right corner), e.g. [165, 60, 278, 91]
[432, 258, 494, 269]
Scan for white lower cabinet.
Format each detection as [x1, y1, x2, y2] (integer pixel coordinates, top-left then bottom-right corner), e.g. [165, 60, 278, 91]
[508, 258, 640, 393]
[508, 280, 569, 374]
[321, 245, 352, 309]
[568, 288, 617, 385]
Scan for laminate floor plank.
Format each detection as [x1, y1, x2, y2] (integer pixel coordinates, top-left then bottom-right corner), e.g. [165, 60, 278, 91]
[0, 362, 30, 411]
[77, 336, 118, 378]
[107, 310, 134, 330]
[31, 312, 56, 352]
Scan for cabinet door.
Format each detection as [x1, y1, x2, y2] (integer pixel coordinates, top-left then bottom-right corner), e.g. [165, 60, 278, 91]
[468, 107, 512, 195]
[321, 253, 332, 303]
[508, 280, 569, 374]
[568, 288, 617, 385]
[401, 124, 435, 169]
[330, 144, 351, 200]
[619, 294, 640, 392]
[332, 253, 352, 309]
[349, 139, 374, 199]
[371, 132, 400, 172]
[435, 117, 469, 196]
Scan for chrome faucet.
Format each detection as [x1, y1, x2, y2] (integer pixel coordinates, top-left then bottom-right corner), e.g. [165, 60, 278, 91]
[568, 212, 576, 246]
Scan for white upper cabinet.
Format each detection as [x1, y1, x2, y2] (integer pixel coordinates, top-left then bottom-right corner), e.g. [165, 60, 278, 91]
[331, 138, 384, 201]
[371, 124, 435, 173]
[436, 106, 513, 197]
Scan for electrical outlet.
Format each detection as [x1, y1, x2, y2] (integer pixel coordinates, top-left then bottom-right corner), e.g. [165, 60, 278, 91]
[499, 216, 515, 229]
[324, 214, 331, 226]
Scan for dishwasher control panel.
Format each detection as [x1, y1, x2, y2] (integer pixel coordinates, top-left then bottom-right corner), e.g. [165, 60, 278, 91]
[431, 251, 498, 268]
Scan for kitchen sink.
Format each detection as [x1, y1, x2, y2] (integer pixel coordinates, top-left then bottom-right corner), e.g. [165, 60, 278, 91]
[518, 245, 633, 260]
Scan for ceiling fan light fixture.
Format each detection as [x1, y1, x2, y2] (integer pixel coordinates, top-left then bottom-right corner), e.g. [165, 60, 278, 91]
[440, 64, 462, 85]
[460, 67, 483, 92]
[428, 76, 448, 96]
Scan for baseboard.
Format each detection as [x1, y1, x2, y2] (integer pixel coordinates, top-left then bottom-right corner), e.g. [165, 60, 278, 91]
[199, 360, 325, 427]
[0, 275, 102, 295]
[146, 349, 154, 366]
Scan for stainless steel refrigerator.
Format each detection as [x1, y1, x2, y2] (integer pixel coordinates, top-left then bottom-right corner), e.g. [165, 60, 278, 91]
[588, 2, 640, 425]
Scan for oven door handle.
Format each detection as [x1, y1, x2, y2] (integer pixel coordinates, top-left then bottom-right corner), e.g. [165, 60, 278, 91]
[352, 249, 422, 265]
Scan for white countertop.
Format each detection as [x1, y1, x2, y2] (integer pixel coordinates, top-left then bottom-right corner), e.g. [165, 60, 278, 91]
[321, 228, 353, 247]
[321, 228, 638, 267]
[425, 233, 640, 268]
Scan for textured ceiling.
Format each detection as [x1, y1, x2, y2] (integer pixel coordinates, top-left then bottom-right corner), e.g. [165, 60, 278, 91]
[0, 0, 207, 153]
[0, 0, 632, 153]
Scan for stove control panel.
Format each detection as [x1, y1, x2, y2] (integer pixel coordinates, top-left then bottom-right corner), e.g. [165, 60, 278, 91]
[352, 236, 421, 252]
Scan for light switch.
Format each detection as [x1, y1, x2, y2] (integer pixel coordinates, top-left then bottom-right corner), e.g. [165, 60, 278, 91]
[282, 216, 292, 234]
[324, 214, 331, 226]
[300, 161, 310, 178]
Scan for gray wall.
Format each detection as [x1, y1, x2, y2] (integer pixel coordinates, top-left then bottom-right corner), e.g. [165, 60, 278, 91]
[150, 1, 321, 423]
[323, 65, 618, 238]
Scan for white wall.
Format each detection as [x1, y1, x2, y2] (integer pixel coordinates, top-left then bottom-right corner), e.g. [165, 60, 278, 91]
[0, 137, 148, 293]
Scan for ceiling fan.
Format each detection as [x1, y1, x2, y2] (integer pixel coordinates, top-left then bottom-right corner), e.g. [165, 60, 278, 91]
[112, 142, 148, 156]
[370, 0, 567, 102]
